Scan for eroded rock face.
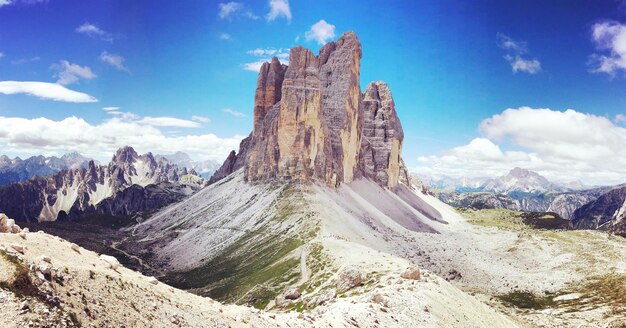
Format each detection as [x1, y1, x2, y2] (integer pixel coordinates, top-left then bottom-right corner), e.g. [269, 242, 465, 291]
[254, 58, 287, 135]
[319, 32, 363, 184]
[211, 31, 409, 189]
[359, 81, 404, 188]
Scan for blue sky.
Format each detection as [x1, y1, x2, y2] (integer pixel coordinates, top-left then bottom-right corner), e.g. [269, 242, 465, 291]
[1, 0, 626, 184]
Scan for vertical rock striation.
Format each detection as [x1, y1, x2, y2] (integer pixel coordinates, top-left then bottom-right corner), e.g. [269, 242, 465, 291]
[318, 32, 363, 184]
[253, 58, 287, 135]
[210, 31, 410, 189]
[359, 81, 404, 188]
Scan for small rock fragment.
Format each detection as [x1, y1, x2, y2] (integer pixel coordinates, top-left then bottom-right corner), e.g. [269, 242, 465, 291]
[70, 243, 81, 253]
[401, 267, 421, 280]
[147, 276, 159, 285]
[10, 243, 24, 254]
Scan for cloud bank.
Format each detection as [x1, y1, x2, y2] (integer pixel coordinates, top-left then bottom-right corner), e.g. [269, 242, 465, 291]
[0, 81, 98, 103]
[0, 116, 244, 162]
[415, 107, 626, 185]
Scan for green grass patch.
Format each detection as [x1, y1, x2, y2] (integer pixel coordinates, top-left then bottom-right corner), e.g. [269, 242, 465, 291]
[496, 290, 557, 310]
[0, 251, 39, 298]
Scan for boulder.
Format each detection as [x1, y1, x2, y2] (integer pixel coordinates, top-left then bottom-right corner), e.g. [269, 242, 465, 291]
[283, 287, 301, 300]
[336, 267, 363, 291]
[147, 276, 159, 285]
[0, 214, 21, 233]
[99, 254, 120, 270]
[401, 267, 421, 280]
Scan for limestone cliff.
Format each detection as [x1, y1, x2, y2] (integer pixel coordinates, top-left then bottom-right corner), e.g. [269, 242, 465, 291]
[211, 31, 409, 189]
[359, 81, 404, 188]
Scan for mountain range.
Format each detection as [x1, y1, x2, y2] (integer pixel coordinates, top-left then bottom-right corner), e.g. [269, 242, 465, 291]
[423, 167, 626, 232]
[0, 152, 94, 185]
[155, 151, 221, 178]
[0, 146, 202, 222]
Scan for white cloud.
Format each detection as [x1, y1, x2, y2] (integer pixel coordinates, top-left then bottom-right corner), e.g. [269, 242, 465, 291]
[218, 2, 258, 20]
[51, 60, 96, 85]
[218, 2, 242, 19]
[11, 56, 40, 65]
[497, 33, 527, 53]
[191, 115, 211, 123]
[75, 22, 113, 42]
[589, 20, 626, 76]
[0, 0, 46, 7]
[0, 81, 98, 103]
[101, 106, 119, 111]
[99, 51, 128, 71]
[247, 48, 278, 56]
[305, 20, 335, 45]
[0, 116, 244, 162]
[104, 111, 200, 128]
[415, 107, 626, 185]
[266, 0, 291, 22]
[243, 60, 268, 72]
[505, 55, 542, 74]
[219, 32, 231, 40]
[616, 113, 626, 124]
[243, 48, 289, 71]
[223, 108, 246, 117]
[138, 117, 201, 128]
[497, 33, 541, 74]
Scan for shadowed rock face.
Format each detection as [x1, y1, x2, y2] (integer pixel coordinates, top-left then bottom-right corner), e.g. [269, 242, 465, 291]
[359, 81, 404, 188]
[211, 31, 409, 189]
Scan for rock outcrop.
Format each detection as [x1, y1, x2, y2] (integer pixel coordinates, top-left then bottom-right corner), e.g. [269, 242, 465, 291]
[253, 58, 287, 134]
[359, 81, 404, 188]
[211, 31, 409, 189]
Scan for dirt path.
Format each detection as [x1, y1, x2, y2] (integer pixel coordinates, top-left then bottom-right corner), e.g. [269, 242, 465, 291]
[299, 244, 309, 285]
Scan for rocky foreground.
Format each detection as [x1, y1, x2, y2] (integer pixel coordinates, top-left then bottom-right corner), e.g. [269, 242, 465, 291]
[0, 213, 517, 328]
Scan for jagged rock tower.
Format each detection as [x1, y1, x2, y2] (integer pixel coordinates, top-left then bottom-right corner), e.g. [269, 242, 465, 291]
[211, 31, 410, 188]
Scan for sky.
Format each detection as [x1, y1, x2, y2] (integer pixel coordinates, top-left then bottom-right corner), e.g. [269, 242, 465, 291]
[0, 0, 626, 185]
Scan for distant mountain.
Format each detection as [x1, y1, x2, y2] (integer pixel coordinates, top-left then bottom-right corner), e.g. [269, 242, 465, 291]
[572, 184, 626, 235]
[480, 167, 561, 195]
[416, 174, 487, 192]
[156, 151, 221, 178]
[424, 168, 613, 220]
[0, 152, 94, 185]
[0, 146, 203, 222]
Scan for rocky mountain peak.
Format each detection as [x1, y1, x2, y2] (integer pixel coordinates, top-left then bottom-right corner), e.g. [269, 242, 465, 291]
[213, 31, 408, 189]
[112, 146, 139, 166]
